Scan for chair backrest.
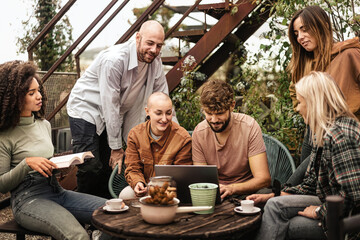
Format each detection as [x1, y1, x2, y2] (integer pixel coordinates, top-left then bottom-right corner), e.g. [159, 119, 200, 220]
[108, 162, 129, 198]
[263, 133, 296, 185]
[326, 195, 360, 240]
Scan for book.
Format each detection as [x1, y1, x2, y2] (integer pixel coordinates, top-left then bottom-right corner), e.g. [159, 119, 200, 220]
[50, 151, 94, 168]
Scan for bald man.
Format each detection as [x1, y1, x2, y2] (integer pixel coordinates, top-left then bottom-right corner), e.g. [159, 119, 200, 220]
[67, 20, 175, 198]
[121, 92, 192, 199]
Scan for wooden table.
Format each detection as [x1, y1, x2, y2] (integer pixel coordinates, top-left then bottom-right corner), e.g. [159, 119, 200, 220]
[92, 200, 261, 240]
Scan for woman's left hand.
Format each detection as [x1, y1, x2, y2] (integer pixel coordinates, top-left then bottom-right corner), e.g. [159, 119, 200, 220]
[26, 157, 58, 178]
[298, 205, 319, 219]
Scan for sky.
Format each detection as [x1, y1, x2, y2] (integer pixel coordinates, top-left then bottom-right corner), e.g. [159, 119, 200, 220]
[1, 0, 149, 63]
[1, 0, 231, 64]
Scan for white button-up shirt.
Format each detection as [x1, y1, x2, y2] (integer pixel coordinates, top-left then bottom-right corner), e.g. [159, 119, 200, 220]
[67, 40, 169, 150]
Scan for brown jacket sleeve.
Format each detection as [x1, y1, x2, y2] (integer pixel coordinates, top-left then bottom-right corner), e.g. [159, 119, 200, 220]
[173, 136, 192, 165]
[124, 130, 146, 189]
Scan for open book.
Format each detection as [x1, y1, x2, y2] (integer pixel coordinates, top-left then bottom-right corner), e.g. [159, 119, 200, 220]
[50, 151, 94, 168]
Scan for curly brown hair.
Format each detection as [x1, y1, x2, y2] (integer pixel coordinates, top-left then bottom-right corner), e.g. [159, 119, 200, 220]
[0, 60, 47, 130]
[200, 79, 234, 112]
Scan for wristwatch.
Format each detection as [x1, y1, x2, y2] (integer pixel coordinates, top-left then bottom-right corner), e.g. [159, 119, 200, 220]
[315, 206, 321, 218]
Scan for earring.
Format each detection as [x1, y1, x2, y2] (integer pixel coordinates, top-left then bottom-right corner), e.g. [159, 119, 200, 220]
[146, 115, 150, 121]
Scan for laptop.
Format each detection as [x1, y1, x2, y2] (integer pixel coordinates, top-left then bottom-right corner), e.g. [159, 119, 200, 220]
[154, 165, 222, 205]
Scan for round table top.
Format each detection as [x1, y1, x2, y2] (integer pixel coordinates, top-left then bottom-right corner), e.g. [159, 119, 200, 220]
[92, 199, 261, 240]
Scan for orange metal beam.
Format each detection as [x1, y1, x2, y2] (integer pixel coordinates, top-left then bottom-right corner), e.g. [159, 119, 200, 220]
[115, 0, 165, 44]
[166, 0, 258, 92]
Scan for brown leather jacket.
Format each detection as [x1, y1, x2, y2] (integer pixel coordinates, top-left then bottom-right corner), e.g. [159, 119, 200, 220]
[289, 37, 360, 120]
[124, 120, 192, 189]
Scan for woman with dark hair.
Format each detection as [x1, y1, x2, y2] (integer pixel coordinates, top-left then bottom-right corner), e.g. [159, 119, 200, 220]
[0, 61, 108, 240]
[248, 72, 360, 240]
[287, 5, 360, 163]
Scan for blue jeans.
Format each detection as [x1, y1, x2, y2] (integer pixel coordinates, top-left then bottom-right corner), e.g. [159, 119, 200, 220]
[69, 117, 112, 198]
[11, 173, 107, 240]
[255, 195, 326, 240]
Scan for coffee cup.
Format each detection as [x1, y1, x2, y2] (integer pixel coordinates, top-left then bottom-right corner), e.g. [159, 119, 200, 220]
[241, 200, 254, 212]
[106, 198, 124, 210]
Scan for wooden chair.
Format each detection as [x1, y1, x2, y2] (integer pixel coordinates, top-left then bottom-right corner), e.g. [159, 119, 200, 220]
[108, 162, 129, 198]
[326, 195, 360, 240]
[263, 133, 296, 185]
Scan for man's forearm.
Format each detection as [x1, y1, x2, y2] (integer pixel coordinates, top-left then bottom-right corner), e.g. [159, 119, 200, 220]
[231, 177, 271, 195]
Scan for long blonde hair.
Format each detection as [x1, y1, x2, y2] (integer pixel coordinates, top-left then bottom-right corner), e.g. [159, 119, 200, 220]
[295, 72, 356, 146]
[287, 6, 334, 84]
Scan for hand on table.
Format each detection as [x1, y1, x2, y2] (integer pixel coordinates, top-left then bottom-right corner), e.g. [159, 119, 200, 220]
[109, 149, 124, 174]
[298, 205, 319, 219]
[134, 182, 148, 197]
[246, 193, 274, 205]
[26, 157, 58, 178]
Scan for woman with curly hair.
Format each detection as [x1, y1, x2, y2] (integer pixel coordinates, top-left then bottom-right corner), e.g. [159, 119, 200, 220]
[0, 61, 108, 240]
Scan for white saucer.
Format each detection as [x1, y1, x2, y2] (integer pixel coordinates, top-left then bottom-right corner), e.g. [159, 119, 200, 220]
[103, 205, 129, 213]
[234, 206, 261, 215]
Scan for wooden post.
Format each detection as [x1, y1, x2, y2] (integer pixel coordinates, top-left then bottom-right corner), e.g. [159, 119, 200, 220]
[326, 195, 344, 240]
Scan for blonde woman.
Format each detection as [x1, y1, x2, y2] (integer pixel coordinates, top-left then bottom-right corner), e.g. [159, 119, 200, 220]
[248, 72, 360, 240]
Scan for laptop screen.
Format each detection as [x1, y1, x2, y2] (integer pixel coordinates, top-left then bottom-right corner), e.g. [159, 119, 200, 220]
[154, 165, 222, 205]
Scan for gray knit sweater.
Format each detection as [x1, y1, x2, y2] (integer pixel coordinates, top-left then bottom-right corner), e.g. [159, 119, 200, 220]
[0, 115, 54, 193]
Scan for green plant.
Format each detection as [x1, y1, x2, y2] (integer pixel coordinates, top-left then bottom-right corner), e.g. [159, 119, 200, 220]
[17, 0, 74, 71]
[132, 6, 175, 33]
[230, 0, 359, 164]
[170, 55, 206, 131]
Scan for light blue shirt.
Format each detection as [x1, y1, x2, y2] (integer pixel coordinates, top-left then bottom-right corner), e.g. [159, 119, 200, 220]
[67, 40, 169, 149]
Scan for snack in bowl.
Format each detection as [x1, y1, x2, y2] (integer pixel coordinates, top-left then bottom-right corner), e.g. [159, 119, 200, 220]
[145, 181, 176, 205]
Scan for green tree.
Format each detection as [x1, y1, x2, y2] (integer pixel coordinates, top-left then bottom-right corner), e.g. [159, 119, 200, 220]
[17, 0, 74, 71]
[233, 0, 359, 163]
[131, 6, 175, 33]
[170, 55, 206, 131]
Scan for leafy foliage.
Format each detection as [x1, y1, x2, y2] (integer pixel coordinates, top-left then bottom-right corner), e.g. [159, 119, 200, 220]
[234, 0, 359, 164]
[170, 55, 206, 131]
[17, 0, 74, 71]
[131, 6, 175, 33]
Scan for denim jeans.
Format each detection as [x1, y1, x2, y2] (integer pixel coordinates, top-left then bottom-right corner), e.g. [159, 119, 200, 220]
[255, 195, 326, 240]
[11, 173, 107, 240]
[69, 117, 112, 198]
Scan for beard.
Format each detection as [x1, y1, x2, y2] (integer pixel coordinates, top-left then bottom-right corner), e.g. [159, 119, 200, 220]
[206, 112, 231, 133]
[137, 50, 156, 63]
[137, 37, 157, 63]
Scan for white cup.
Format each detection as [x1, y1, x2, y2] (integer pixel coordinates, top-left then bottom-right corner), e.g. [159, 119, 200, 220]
[106, 198, 124, 210]
[241, 200, 254, 212]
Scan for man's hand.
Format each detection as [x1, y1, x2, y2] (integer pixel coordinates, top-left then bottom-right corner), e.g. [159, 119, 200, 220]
[109, 149, 124, 174]
[298, 205, 319, 219]
[26, 157, 58, 178]
[134, 182, 148, 197]
[246, 193, 275, 205]
[220, 184, 234, 199]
